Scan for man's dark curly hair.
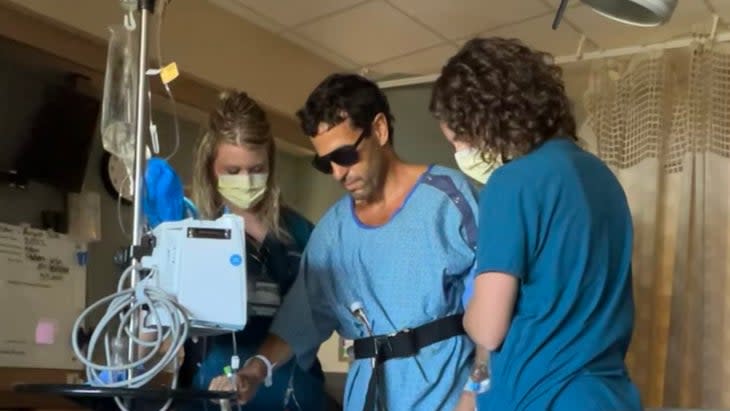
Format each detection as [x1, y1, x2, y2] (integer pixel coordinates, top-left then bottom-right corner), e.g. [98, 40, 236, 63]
[429, 37, 576, 162]
[296, 73, 395, 143]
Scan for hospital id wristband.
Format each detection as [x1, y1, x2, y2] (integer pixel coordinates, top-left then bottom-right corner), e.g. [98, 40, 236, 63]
[244, 354, 275, 387]
[463, 377, 490, 394]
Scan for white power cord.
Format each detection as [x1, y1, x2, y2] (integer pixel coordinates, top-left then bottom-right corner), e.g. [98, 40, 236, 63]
[71, 264, 192, 411]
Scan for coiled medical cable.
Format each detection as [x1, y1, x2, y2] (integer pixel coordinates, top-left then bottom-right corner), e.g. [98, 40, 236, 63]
[71, 264, 191, 411]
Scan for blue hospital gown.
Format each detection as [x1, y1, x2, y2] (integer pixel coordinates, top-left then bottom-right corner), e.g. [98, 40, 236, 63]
[270, 165, 479, 411]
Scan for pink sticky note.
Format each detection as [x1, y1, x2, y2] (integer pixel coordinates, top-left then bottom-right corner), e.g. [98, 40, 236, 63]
[35, 320, 57, 345]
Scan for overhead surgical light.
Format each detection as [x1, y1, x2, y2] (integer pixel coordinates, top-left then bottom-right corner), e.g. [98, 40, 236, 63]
[583, 0, 677, 27]
[553, 0, 677, 29]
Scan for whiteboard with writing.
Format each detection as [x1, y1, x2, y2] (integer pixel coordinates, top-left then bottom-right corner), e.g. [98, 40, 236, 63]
[0, 222, 86, 370]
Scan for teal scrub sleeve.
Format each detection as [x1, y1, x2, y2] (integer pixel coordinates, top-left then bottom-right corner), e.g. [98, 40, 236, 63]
[476, 169, 532, 280]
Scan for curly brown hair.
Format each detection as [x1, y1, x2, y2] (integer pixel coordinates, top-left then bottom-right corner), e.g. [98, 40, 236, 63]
[429, 37, 576, 163]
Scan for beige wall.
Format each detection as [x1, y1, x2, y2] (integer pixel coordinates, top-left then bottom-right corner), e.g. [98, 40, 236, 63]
[0, 1, 317, 153]
[1, 0, 340, 117]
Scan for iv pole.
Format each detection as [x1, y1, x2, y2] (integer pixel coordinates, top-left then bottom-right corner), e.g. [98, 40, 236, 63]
[12, 1, 232, 405]
[127, 0, 155, 381]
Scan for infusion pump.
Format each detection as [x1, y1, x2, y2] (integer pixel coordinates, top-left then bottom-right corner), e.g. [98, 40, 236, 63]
[140, 214, 248, 336]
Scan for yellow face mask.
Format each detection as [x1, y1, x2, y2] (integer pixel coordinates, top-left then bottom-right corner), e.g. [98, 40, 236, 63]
[217, 173, 268, 210]
[454, 148, 499, 185]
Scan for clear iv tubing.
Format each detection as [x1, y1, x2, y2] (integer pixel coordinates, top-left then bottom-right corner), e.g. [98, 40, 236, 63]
[116, 175, 132, 240]
[283, 366, 302, 410]
[230, 332, 243, 411]
[147, 0, 180, 160]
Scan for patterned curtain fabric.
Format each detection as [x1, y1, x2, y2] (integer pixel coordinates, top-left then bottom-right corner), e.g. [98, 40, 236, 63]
[582, 38, 730, 409]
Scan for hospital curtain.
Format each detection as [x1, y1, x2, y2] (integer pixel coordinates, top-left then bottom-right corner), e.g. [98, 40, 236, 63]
[581, 36, 730, 409]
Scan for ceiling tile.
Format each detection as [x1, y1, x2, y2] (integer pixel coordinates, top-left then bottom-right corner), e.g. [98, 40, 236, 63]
[370, 44, 458, 77]
[207, 0, 283, 32]
[568, 1, 713, 49]
[709, 0, 730, 21]
[389, 0, 551, 40]
[233, 0, 365, 27]
[293, 1, 443, 65]
[480, 13, 596, 57]
[279, 32, 359, 70]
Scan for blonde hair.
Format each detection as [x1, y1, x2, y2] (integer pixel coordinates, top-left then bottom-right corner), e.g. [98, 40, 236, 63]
[192, 90, 290, 242]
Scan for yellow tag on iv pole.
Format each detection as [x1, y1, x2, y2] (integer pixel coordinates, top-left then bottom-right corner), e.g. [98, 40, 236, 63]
[160, 62, 179, 84]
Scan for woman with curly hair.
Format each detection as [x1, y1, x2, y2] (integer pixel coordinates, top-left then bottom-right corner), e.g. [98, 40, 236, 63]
[430, 38, 642, 411]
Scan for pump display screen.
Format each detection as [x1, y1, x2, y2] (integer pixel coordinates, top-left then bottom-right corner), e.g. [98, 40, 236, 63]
[186, 227, 231, 239]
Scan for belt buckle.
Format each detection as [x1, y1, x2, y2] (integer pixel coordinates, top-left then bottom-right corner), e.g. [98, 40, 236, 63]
[389, 327, 411, 337]
[370, 334, 387, 362]
[374, 328, 406, 357]
[388, 328, 416, 357]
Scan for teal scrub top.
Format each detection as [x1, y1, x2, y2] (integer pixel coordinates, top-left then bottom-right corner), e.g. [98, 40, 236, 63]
[476, 138, 642, 411]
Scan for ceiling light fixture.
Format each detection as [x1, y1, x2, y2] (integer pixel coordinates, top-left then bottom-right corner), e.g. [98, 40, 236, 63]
[553, 0, 677, 29]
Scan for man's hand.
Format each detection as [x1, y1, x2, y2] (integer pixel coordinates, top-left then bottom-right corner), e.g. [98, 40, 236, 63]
[453, 391, 476, 411]
[208, 357, 268, 404]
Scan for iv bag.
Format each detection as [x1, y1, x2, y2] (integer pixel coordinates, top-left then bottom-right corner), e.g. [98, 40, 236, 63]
[100, 24, 138, 189]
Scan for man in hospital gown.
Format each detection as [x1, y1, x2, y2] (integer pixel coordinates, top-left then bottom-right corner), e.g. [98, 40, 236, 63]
[209, 74, 481, 410]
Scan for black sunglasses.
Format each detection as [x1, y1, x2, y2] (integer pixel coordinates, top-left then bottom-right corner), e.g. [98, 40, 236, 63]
[311, 132, 367, 174]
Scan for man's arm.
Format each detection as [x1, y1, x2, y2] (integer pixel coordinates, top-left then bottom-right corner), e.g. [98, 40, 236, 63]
[255, 334, 293, 366]
[212, 230, 338, 401]
[234, 334, 293, 389]
[214, 272, 334, 402]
